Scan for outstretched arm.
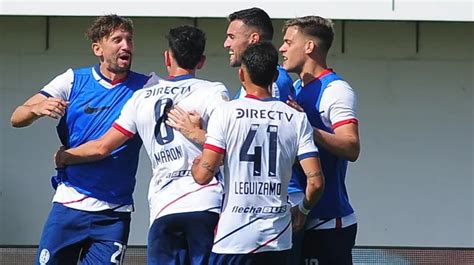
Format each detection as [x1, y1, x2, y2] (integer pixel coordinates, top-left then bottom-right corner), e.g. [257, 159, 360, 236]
[55, 127, 129, 167]
[11, 93, 68, 128]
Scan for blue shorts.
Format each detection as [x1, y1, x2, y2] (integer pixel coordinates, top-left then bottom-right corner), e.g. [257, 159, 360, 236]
[36, 202, 131, 265]
[148, 211, 219, 265]
[209, 250, 289, 265]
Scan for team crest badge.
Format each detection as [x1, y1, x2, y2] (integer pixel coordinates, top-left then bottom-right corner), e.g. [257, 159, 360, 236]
[39, 248, 50, 265]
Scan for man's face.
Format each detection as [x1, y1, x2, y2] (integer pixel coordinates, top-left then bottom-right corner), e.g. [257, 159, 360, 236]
[95, 28, 134, 74]
[279, 26, 307, 74]
[223, 20, 254, 67]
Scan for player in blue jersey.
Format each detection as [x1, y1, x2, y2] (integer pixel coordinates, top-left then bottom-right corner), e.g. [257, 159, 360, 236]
[224, 7, 294, 102]
[279, 16, 361, 265]
[55, 25, 230, 265]
[10, 15, 152, 264]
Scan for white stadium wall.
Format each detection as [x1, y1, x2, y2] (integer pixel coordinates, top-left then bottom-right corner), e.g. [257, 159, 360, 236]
[0, 0, 472, 21]
[0, 16, 473, 247]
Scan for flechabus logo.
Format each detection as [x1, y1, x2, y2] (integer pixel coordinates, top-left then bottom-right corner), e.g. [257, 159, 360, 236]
[231, 205, 287, 214]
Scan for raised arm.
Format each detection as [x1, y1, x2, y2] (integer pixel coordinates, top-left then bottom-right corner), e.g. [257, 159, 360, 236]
[55, 127, 130, 167]
[11, 93, 68, 128]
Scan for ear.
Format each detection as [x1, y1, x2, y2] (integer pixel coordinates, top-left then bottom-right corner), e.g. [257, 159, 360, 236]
[92, 42, 102, 57]
[164, 50, 172, 67]
[196, 55, 206, 70]
[238, 67, 245, 84]
[305, 40, 316, 55]
[249, 32, 260, 44]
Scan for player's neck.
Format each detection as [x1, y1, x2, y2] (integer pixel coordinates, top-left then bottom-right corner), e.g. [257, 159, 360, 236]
[245, 84, 272, 99]
[168, 66, 195, 78]
[300, 60, 328, 86]
[99, 64, 128, 82]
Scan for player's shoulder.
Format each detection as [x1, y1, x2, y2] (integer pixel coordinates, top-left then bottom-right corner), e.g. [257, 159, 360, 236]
[323, 79, 356, 101]
[276, 65, 291, 79]
[192, 78, 230, 101]
[71, 65, 93, 77]
[327, 79, 354, 92]
[193, 78, 228, 91]
[143, 72, 162, 88]
[276, 65, 293, 85]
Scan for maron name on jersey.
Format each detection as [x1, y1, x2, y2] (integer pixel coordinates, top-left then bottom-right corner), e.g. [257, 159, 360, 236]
[234, 181, 282, 195]
[235, 108, 293, 122]
[144, 85, 191, 98]
[153, 146, 183, 165]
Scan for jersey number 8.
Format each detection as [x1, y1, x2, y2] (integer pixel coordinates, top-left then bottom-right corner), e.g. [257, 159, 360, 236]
[154, 98, 175, 145]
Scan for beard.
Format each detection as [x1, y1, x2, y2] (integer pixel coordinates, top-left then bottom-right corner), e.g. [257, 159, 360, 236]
[229, 53, 242, 67]
[106, 55, 132, 74]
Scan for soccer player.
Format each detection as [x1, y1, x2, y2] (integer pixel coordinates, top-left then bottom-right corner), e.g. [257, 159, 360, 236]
[192, 42, 325, 265]
[224, 7, 294, 101]
[10, 15, 151, 264]
[279, 16, 360, 265]
[55, 25, 230, 265]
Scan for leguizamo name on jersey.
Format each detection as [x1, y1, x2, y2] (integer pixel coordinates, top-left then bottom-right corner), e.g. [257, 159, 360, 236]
[235, 181, 282, 195]
[236, 108, 294, 122]
[145, 85, 191, 98]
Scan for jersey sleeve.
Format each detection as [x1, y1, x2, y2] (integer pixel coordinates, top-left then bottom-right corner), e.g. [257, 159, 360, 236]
[202, 83, 231, 121]
[40, 68, 74, 100]
[320, 80, 358, 130]
[297, 115, 319, 161]
[113, 93, 139, 138]
[143, 72, 161, 88]
[203, 105, 227, 154]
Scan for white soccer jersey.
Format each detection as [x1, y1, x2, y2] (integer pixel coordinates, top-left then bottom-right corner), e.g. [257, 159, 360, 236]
[204, 95, 319, 254]
[114, 75, 230, 225]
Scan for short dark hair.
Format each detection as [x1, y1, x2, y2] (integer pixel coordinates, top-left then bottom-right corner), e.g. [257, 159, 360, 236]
[283, 16, 334, 54]
[86, 14, 134, 43]
[228, 7, 273, 41]
[166, 25, 206, 70]
[241, 42, 278, 88]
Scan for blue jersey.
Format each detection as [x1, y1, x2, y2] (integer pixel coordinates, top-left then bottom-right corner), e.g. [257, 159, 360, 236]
[291, 70, 358, 219]
[234, 65, 293, 102]
[55, 65, 149, 205]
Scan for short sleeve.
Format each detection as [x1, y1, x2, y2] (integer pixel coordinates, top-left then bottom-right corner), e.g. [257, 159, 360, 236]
[202, 83, 230, 121]
[297, 115, 319, 161]
[203, 105, 227, 154]
[113, 93, 139, 138]
[40, 69, 74, 100]
[320, 80, 358, 130]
